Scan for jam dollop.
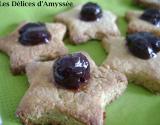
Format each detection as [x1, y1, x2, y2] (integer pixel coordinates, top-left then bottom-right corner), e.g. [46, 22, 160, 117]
[19, 23, 51, 46]
[53, 53, 90, 90]
[140, 9, 160, 27]
[126, 32, 160, 59]
[80, 2, 102, 21]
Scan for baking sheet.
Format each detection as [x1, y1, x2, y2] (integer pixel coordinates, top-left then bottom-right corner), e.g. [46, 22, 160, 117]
[0, 0, 160, 125]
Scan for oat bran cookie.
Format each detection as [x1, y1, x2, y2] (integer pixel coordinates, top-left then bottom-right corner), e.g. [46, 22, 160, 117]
[55, 2, 120, 44]
[16, 52, 127, 125]
[126, 9, 160, 35]
[134, 0, 160, 9]
[0, 22, 68, 75]
[102, 32, 160, 93]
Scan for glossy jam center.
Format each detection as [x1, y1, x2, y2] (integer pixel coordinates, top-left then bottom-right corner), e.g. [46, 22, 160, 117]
[140, 9, 160, 27]
[80, 2, 102, 21]
[126, 32, 160, 59]
[53, 53, 90, 90]
[19, 23, 51, 46]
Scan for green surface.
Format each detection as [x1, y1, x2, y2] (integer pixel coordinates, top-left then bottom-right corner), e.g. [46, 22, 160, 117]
[0, 0, 160, 125]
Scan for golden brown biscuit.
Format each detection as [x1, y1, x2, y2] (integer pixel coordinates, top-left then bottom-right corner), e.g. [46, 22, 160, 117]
[16, 52, 127, 125]
[102, 36, 160, 93]
[134, 0, 160, 9]
[0, 22, 68, 75]
[55, 4, 120, 44]
[125, 10, 160, 35]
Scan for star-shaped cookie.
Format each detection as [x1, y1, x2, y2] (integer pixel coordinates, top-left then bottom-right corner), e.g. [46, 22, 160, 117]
[102, 36, 160, 93]
[134, 0, 160, 9]
[125, 10, 160, 35]
[0, 22, 68, 75]
[55, 4, 120, 44]
[16, 52, 127, 125]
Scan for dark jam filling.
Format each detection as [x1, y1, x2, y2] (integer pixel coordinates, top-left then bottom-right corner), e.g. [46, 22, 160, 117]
[19, 23, 51, 46]
[80, 2, 102, 21]
[126, 32, 160, 59]
[53, 53, 90, 90]
[140, 9, 160, 27]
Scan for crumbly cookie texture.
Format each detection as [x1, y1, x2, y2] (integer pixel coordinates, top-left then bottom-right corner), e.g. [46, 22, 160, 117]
[102, 37, 160, 93]
[134, 0, 160, 9]
[0, 22, 68, 75]
[55, 4, 120, 44]
[16, 52, 127, 125]
[125, 10, 160, 35]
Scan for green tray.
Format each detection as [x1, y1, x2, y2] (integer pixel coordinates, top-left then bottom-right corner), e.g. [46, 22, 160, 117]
[0, 0, 160, 125]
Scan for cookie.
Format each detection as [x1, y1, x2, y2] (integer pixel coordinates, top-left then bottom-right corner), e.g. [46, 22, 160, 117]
[55, 2, 120, 44]
[102, 35, 160, 93]
[0, 22, 68, 75]
[134, 0, 160, 9]
[16, 52, 127, 125]
[126, 9, 160, 35]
